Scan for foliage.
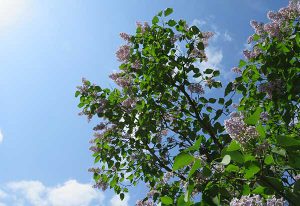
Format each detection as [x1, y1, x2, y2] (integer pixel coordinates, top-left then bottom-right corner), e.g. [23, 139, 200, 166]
[77, 2, 300, 205]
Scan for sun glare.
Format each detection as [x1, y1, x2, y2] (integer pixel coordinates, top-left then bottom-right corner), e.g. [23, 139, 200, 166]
[0, 0, 29, 29]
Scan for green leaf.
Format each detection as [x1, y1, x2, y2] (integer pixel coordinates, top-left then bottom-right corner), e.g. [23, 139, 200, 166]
[164, 8, 173, 16]
[173, 153, 194, 171]
[272, 147, 286, 157]
[227, 141, 241, 152]
[263, 176, 284, 191]
[188, 159, 201, 178]
[94, 155, 101, 163]
[244, 164, 260, 179]
[239, 59, 246, 68]
[120, 193, 125, 200]
[244, 107, 262, 125]
[75, 91, 80, 97]
[225, 164, 239, 172]
[168, 19, 176, 27]
[152, 16, 159, 24]
[276, 135, 300, 147]
[228, 151, 244, 163]
[252, 186, 265, 194]
[161, 196, 173, 205]
[212, 196, 220, 206]
[221, 155, 231, 165]
[184, 137, 202, 152]
[224, 82, 233, 96]
[256, 124, 266, 138]
[264, 155, 274, 165]
[242, 184, 250, 195]
[204, 68, 214, 74]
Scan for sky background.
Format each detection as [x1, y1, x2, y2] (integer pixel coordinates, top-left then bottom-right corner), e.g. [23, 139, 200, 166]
[0, 0, 289, 205]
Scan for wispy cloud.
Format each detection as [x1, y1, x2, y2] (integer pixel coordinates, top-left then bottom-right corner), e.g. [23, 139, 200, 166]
[110, 194, 130, 206]
[0, 0, 31, 30]
[224, 31, 232, 42]
[0, 180, 105, 206]
[0, 130, 3, 144]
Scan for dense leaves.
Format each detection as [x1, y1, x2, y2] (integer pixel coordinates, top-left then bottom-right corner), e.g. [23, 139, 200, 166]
[77, 2, 300, 205]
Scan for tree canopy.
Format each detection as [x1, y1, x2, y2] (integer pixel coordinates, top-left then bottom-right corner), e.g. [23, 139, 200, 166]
[77, 1, 300, 205]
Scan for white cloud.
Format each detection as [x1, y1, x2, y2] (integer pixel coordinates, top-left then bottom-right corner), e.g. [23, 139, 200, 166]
[197, 46, 223, 72]
[191, 19, 207, 27]
[223, 31, 232, 42]
[110, 194, 130, 206]
[0, 129, 3, 143]
[0, 0, 31, 30]
[3, 180, 105, 206]
[0, 190, 7, 199]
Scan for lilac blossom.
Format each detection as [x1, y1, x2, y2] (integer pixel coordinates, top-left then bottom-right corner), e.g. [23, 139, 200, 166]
[115, 77, 131, 88]
[250, 20, 265, 35]
[109, 72, 122, 81]
[224, 112, 259, 145]
[266, 196, 285, 206]
[258, 80, 283, 99]
[188, 83, 205, 95]
[136, 200, 154, 206]
[231, 67, 242, 74]
[116, 45, 131, 62]
[264, 22, 280, 38]
[93, 123, 106, 131]
[121, 98, 136, 108]
[260, 112, 269, 121]
[243, 47, 261, 60]
[230, 195, 263, 206]
[294, 174, 300, 181]
[120, 32, 131, 42]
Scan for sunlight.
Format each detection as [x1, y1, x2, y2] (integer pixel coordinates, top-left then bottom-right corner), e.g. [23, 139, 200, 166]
[0, 0, 29, 29]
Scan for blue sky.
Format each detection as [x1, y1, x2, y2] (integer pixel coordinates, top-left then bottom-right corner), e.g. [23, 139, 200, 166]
[0, 0, 288, 205]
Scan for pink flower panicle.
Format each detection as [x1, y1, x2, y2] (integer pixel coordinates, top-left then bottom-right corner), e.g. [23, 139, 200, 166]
[188, 83, 205, 95]
[231, 67, 242, 74]
[266, 196, 285, 206]
[243, 47, 261, 60]
[121, 98, 136, 108]
[115, 77, 131, 88]
[116, 45, 131, 62]
[250, 20, 265, 35]
[260, 112, 269, 121]
[294, 174, 300, 181]
[136, 21, 150, 33]
[120, 32, 131, 42]
[109, 72, 122, 81]
[224, 112, 259, 145]
[136, 200, 154, 206]
[230, 195, 263, 206]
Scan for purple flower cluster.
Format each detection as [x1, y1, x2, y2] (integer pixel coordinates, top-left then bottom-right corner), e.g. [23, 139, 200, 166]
[230, 195, 263, 206]
[116, 45, 131, 62]
[115, 77, 131, 88]
[260, 112, 269, 121]
[258, 80, 282, 99]
[230, 195, 285, 206]
[136, 200, 154, 206]
[136, 21, 150, 33]
[93, 123, 107, 131]
[250, 20, 265, 35]
[243, 47, 261, 60]
[188, 83, 205, 95]
[266, 196, 285, 206]
[231, 67, 242, 74]
[120, 32, 131, 42]
[224, 112, 259, 145]
[245, 1, 300, 60]
[121, 97, 136, 108]
[294, 174, 300, 181]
